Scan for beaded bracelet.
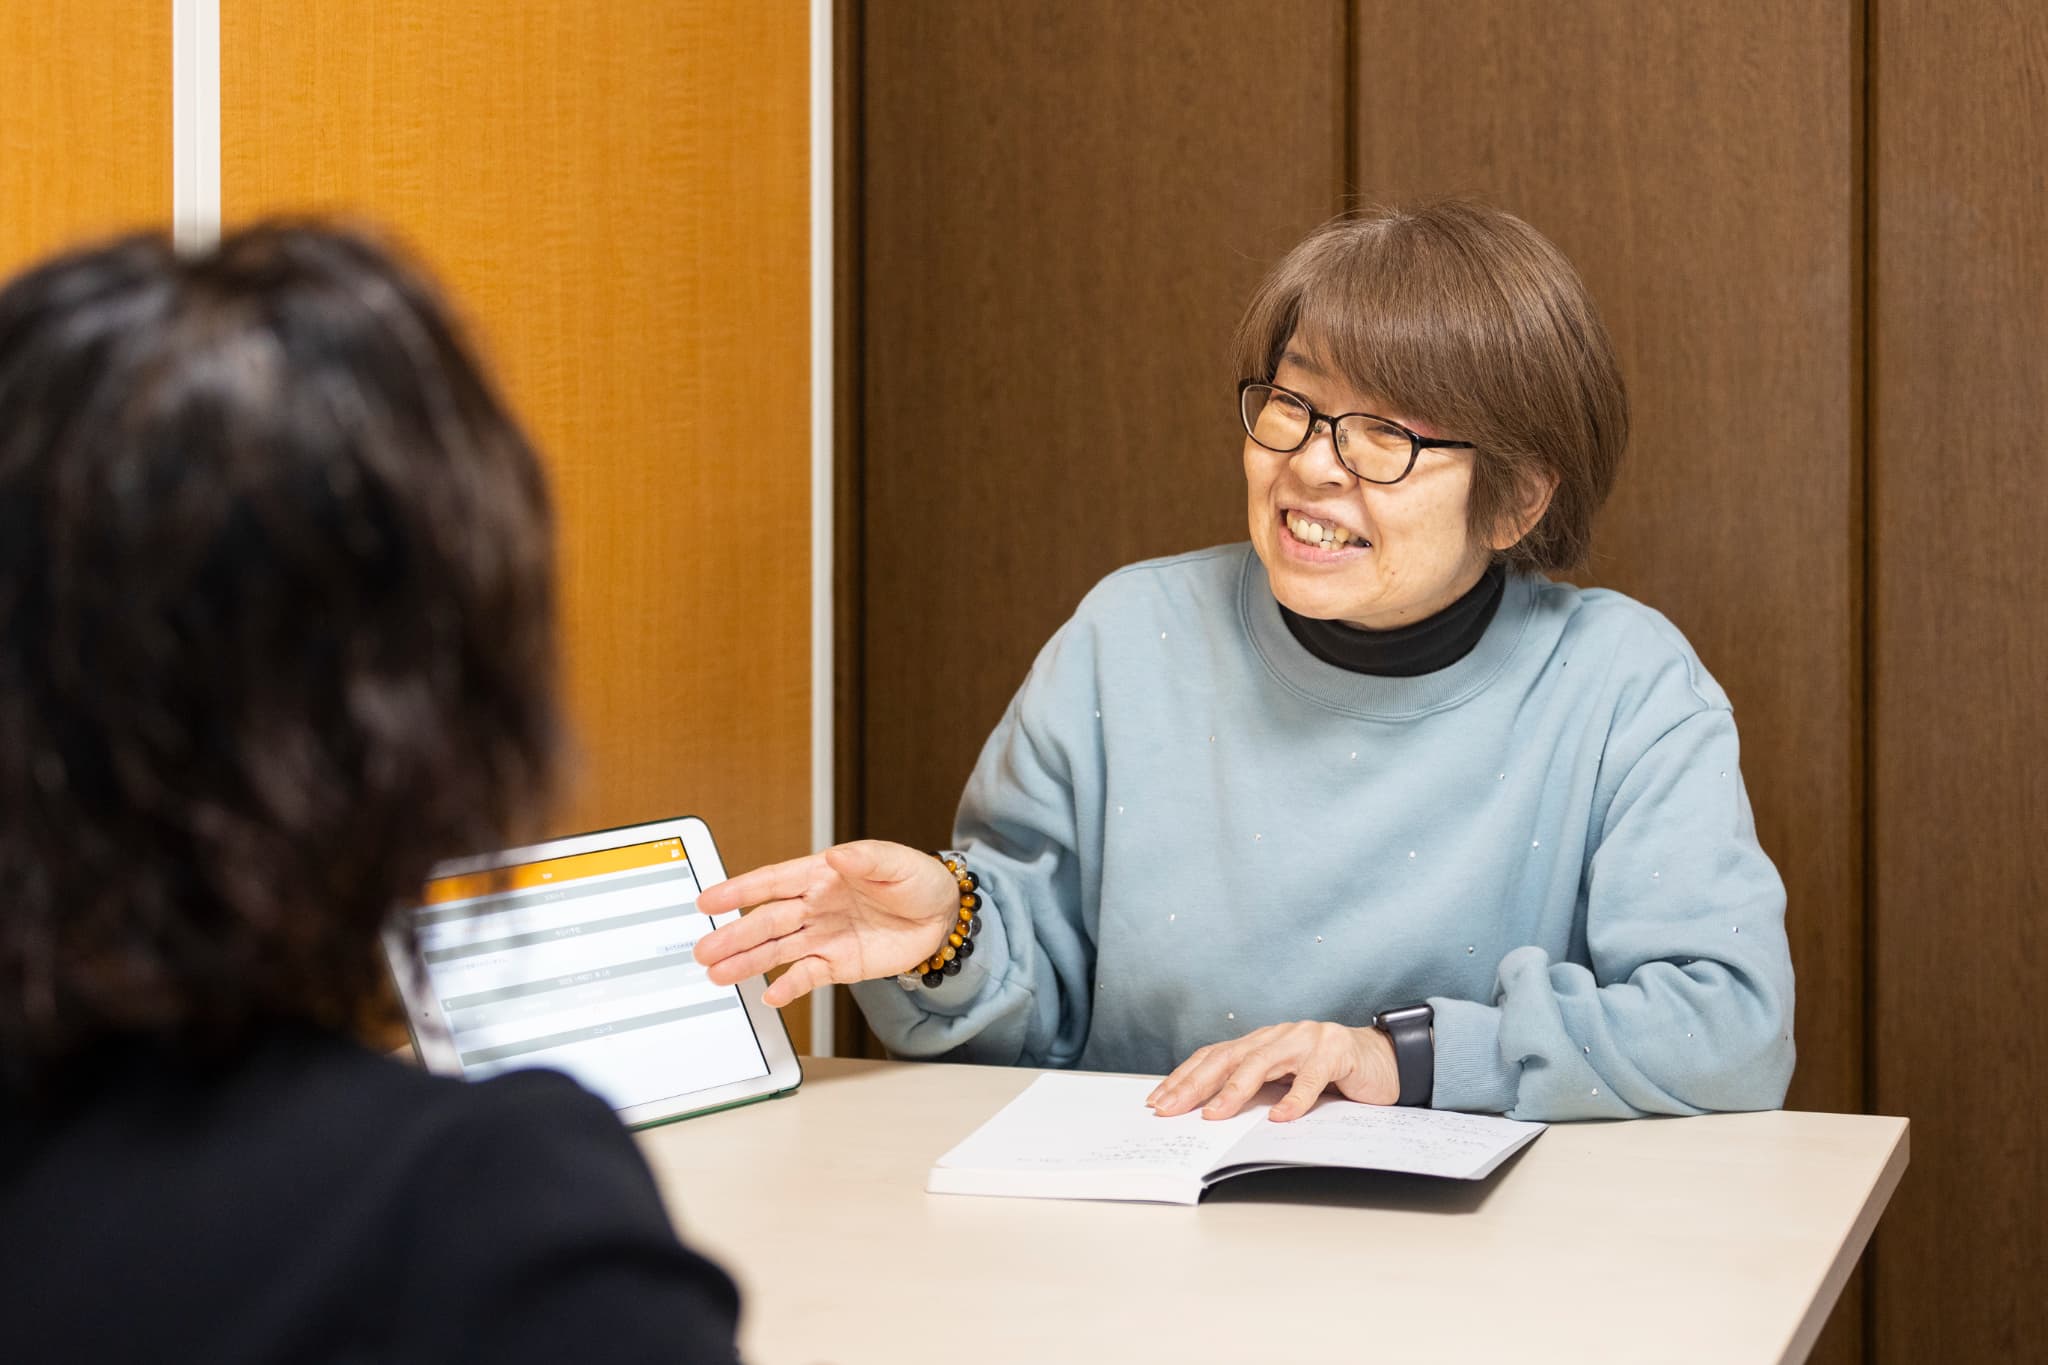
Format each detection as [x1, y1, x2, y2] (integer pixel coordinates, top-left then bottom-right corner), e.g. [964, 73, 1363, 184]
[909, 851, 982, 989]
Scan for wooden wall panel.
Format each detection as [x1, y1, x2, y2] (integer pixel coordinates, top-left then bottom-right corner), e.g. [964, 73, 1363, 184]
[1348, 10, 1863, 1356]
[0, 1, 170, 277]
[860, 0, 1346, 849]
[221, 1, 815, 1043]
[832, 0, 880, 1055]
[1349, 0, 1863, 1118]
[1871, 4, 2048, 1360]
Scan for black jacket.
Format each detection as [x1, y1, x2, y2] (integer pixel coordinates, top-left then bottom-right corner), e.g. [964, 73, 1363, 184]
[0, 1027, 741, 1364]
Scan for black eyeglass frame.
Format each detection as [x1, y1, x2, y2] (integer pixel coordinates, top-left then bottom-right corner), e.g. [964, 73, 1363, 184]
[1237, 379, 1476, 485]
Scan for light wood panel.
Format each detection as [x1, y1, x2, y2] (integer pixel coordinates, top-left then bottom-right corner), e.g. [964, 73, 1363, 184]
[860, 0, 1346, 849]
[0, 0, 170, 277]
[1871, 3, 2048, 1360]
[221, 1, 815, 1043]
[1347, 10, 1863, 1356]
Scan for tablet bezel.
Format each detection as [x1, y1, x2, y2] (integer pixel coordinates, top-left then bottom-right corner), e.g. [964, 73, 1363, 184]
[384, 814, 802, 1129]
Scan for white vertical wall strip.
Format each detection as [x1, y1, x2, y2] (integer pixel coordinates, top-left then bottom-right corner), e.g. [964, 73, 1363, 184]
[171, 0, 222, 251]
[808, 0, 837, 1057]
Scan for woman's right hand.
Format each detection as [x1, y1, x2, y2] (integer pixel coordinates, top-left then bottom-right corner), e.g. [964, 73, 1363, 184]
[692, 840, 963, 1007]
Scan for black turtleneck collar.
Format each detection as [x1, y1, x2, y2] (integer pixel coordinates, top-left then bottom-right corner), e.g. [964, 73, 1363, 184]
[1280, 562, 1508, 678]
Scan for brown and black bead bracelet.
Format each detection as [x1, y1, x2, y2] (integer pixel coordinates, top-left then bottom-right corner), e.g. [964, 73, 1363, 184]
[912, 852, 982, 988]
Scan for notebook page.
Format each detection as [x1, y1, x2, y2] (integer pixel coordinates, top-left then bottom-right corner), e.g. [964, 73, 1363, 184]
[1214, 1099, 1545, 1181]
[932, 1073, 1263, 1179]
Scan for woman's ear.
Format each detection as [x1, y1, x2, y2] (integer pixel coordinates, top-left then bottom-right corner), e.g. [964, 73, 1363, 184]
[1489, 468, 1559, 552]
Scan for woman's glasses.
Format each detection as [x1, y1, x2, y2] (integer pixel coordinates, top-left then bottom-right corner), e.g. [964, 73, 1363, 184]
[1238, 380, 1474, 485]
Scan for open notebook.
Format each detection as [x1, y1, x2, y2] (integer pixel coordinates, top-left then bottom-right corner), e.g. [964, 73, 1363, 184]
[929, 1073, 1545, 1205]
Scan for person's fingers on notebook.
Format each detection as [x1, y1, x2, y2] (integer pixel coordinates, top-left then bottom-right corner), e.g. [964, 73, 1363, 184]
[1155, 1042, 1253, 1116]
[695, 853, 826, 916]
[1146, 1046, 1216, 1107]
[761, 954, 831, 1008]
[1153, 1039, 1253, 1117]
[1201, 1048, 1292, 1120]
[1146, 1043, 1219, 1113]
[695, 897, 806, 969]
[1269, 1066, 1333, 1122]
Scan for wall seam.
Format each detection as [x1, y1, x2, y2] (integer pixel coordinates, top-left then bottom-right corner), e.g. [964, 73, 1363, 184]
[172, 0, 221, 250]
[1341, 0, 1358, 206]
[837, 0, 873, 1056]
[810, 0, 837, 1057]
[1858, 0, 1879, 1359]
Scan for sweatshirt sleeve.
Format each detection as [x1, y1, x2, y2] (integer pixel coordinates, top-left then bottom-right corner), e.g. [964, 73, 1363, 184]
[849, 616, 1102, 1068]
[1431, 702, 1798, 1120]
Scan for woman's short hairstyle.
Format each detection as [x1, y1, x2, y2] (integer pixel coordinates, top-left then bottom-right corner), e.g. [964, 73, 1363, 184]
[0, 224, 560, 1093]
[1232, 200, 1629, 571]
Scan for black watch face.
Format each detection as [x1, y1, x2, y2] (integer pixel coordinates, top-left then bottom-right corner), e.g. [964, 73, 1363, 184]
[1380, 1003, 1431, 1029]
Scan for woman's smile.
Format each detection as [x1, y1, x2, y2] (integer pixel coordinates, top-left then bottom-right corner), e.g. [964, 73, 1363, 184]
[1278, 506, 1372, 560]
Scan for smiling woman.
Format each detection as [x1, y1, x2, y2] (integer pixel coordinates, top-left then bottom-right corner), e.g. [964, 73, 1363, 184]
[695, 200, 1795, 1127]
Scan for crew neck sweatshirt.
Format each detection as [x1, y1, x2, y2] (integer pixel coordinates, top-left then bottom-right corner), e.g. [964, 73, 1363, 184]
[849, 544, 1795, 1120]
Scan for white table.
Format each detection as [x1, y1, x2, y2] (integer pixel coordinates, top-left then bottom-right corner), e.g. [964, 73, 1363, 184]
[637, 1058, 1907, 1364]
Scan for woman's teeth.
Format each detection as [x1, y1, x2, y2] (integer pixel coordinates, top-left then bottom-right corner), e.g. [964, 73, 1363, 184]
[1286, 512, 1365, 549]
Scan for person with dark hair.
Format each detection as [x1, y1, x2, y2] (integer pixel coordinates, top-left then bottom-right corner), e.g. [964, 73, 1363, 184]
[696, 201, 1796, 1124]
[0, 224, 739, 1363]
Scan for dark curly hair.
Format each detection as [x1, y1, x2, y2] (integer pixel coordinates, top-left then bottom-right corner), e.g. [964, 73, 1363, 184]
[0, 223, 561, 1095]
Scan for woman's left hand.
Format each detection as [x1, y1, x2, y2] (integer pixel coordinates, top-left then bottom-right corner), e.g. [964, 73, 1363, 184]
[1147, 1021, 1400, 1121]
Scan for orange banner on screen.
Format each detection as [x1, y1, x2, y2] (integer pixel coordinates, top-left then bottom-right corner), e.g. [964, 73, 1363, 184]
[422, 837, 686, 906]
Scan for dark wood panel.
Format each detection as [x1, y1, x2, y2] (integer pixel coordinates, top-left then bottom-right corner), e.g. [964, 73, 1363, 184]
[1348, 5, 1863, 1358]
[834, 0, 884, 1057]
[1348, 0, 1863, 1113]
[861, 0, 1346, 847]
[1871, 3, 2048, 1360]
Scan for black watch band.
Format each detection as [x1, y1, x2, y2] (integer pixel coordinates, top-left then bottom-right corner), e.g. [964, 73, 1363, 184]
[1372, 1001, 1435, 1107]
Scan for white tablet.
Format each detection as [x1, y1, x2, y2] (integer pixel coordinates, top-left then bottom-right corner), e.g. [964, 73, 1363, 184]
[384, 815, 801, 1128]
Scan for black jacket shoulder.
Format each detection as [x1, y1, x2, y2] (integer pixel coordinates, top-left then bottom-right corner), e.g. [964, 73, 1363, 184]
[0, 1029, 740, 1365]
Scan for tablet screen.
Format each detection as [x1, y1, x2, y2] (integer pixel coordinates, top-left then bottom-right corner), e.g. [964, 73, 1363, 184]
[413, 834, 767, 1110]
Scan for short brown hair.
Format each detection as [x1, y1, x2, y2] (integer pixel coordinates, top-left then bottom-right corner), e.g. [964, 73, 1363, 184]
[0, 224, 561, 1094]
[1232, 200, 1628, 571]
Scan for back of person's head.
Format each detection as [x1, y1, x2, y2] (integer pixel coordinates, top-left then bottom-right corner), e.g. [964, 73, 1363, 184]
[0, 223, 561, 1097]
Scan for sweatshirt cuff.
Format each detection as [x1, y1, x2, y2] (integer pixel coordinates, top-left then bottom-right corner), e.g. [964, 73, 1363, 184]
[1428, 996, 1521, 1114]
[847, 967, 993, 1058]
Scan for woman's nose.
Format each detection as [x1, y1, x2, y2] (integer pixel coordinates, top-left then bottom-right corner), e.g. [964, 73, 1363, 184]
[1291, 419, 1352, 485]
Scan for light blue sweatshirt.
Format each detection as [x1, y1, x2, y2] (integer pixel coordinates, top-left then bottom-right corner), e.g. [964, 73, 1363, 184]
[851, 545, 1796, 1120]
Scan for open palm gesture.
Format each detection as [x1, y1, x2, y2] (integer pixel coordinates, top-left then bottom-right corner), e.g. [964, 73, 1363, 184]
[693, 840, 960, 1006]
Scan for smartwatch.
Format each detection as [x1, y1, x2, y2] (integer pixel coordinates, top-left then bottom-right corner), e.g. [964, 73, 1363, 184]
[1371, 1001, 1435, 1107]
